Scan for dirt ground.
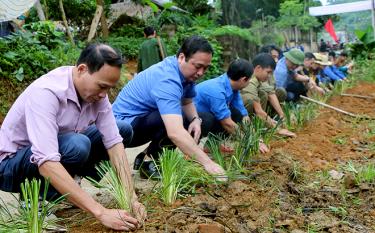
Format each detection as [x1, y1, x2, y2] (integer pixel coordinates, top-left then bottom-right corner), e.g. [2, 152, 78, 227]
[58, 82, 375, 233]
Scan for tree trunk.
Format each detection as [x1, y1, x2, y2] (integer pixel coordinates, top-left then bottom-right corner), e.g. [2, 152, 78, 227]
[87, 3, 104, 42]
[97, 0, 109, 39]
[59, 0, 75, 46]
[34, 0, 46, 20]
[221, 0, 241, 26]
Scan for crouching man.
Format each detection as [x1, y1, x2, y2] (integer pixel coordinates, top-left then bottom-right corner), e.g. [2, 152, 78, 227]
[0, 44, 146, 231]
[194, 58, 269, 153]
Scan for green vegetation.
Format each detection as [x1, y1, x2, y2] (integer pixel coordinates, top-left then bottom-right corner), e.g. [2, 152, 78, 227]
[87, 161, 133, 212]
[0, 178, 64, 232]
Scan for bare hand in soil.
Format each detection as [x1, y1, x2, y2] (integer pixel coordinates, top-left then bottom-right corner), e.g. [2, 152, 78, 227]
[259, 142, 269, 153]
[97, 208, 138, 231]
[204, 162, 227, 182]
[277, 128, 297, 138]
[132, 201, 147, 226]
[188, 119, 202, 143]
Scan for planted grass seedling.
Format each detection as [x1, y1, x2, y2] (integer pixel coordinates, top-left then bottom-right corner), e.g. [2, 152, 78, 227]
[0, 178, 64, 233]
[344, 161, 375, 185]
[87, 161, 132, 212]
[155, 148, 190, 205]
[154, 148, 217, 205]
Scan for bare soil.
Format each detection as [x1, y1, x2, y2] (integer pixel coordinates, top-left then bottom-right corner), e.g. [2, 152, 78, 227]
[58, 82, 375, 232]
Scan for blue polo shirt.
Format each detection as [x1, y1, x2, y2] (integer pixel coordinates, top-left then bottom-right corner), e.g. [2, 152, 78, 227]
[194, 73, 248, 121]
[274, 57, 296, 88]
[112, 56, 196, 123]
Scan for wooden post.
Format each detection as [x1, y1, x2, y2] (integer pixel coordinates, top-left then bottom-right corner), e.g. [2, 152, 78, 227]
[300, 95, 358, 117]
[34, 0, 46, 20]
[97, 0, 109, 39]
[59, 0, 75, 46]
[87, 4, 103, 42]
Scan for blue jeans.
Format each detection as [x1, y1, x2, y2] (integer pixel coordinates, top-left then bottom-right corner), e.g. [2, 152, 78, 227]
[0, 121, 132, 200]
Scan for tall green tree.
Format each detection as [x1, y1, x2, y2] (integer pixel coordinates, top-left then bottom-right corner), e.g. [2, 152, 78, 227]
[277, 0, 319, 31]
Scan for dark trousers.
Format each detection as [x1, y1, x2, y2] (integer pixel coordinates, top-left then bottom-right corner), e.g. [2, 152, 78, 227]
[286, 81, 307, 102]
[0, 121, 132, 199]
[127, 111, 190, 161]
[199, 107, 243, 138]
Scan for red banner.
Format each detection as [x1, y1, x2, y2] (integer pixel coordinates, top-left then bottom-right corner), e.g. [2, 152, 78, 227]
[324, 19, 339, 43]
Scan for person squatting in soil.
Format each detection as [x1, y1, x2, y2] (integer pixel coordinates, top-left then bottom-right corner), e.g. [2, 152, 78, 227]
[241, 52, 296, 138]
[0, 44, 146, 231]
[194, 58, 269, 153]
[112, 35, 226, 180]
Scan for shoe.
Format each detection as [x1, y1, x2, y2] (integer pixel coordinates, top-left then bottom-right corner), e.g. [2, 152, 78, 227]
[139, 161, 161, 180]
[133, 152, 146, 170]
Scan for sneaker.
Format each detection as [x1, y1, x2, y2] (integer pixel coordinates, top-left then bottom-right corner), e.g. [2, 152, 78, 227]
[139, 161, 161, 180]
[133, 152, 146, 170]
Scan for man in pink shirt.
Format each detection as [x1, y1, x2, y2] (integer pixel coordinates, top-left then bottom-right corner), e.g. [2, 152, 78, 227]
[0, 44, 145, 231]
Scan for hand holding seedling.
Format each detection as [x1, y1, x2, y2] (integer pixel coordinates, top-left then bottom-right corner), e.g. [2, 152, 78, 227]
[204, 161, 227, 181]
[259, 142, 270, 153]
[132, 200, 147, 226]
[97, 208, 139, 231]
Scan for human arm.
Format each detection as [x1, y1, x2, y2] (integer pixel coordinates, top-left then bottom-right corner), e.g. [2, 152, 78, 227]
[267, 93, 284, 119]
[182, 98, 201, 142]
[107, 143, 146, 224]
[161, 114, 225, 178]
[253, 100, 277, 127]
[39, 161, 138, 231]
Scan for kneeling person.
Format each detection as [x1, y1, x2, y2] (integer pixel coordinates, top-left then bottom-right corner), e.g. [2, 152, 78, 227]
[242, 53, 296, 137]
[194, 58, 269, 153]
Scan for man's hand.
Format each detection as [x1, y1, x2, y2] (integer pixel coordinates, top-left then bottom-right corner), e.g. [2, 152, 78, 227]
[188, 119, 202, 143]
[96, 208, 139, 231]
[277, 128, 297, 138]
[203, 161, 227, 182]
[242, 115, 251, 124]
[132, 201, 147, 226]
[259, 142, 269, 153]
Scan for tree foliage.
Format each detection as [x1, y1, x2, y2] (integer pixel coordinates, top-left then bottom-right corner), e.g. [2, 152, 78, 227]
[276, 0, 319, 31]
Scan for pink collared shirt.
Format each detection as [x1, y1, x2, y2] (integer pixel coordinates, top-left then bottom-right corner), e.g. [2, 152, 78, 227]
[0, 66, 123, 167]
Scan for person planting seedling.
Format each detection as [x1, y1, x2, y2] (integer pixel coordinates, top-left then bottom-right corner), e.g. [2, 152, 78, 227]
[0, 43, 146, 231]
[194, 58, 269, 154]
[112, 36, 226, 181]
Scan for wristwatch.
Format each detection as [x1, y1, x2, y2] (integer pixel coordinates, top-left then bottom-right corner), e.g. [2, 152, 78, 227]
[191, 116, 203, 123]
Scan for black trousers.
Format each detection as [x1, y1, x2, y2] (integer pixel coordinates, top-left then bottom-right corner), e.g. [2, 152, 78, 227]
[199, 107, 243, 138]
[127, 111, 189, 161]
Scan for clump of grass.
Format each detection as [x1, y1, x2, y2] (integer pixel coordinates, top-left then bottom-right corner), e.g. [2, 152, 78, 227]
[0, 178, 64, 232]
[288, 161, 303, 181]
[156, 149, 189, 205]
[87, 161, 132, 212]
[155, 148, 215, 205]
[344, 161, 375, 185]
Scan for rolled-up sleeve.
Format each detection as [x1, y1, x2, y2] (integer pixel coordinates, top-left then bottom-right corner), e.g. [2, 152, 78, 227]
[96, 100, 123, 149]
[25, 89, 61, 167]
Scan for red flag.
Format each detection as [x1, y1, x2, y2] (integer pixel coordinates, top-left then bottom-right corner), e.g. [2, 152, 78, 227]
[324, 19, 339, 43]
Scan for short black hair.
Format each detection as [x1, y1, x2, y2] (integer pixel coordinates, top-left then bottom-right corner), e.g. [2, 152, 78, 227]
[176, 35, 213, 60]
[252, 53, 276, 70]
[144, 26, 155, 37]
[77, 43, 123, 74]
[340, 51, 348, 57]
[227, 58, 253, 81]
[304, 52, 316, 60]
[328, 51, 336, 58]
[259, 44, 281, 55]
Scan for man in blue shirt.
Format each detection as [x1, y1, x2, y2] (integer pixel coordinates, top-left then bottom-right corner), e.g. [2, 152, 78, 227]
[274, 48, 311, 102]
[113, 36, 225, 180]
[195, 58, 269, 153]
